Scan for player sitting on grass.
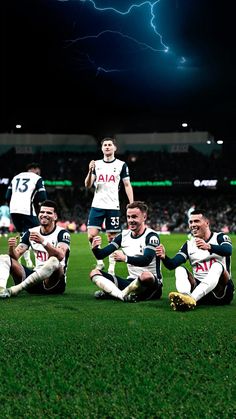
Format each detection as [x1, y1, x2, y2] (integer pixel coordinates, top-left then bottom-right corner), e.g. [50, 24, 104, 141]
[89, 201, 163, 302]
[156, 209, 234, 311]
[0, 200, 70, 298]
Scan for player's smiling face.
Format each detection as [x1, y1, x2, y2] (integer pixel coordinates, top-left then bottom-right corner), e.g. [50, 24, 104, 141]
[189, 213, 209, 238]
[39, 206, 57, 226]
[102, 140, 117, 158]
[126, 208, 147, 236]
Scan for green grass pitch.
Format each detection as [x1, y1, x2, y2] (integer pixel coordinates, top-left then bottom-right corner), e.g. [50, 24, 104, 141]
[0, 233, 235, 418]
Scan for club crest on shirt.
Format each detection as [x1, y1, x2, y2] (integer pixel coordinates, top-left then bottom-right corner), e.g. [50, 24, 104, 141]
[149, 236, 159, 246]
[223, 235, 231, 243]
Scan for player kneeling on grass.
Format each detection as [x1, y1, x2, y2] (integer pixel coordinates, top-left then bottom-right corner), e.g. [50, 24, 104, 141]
[0, 200, 70, 298]
[156, 209, 234, 311]
[89, 201, 163, 302]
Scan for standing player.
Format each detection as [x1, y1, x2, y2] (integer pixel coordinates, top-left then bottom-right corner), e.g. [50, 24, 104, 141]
[6, 162, 47, 268]
[0, 202, 11, 237]
[89, 201, 163, 302]
[0, 200, 70, 298]
[85, 137, 133, 275]
[156, 209, 234, 311]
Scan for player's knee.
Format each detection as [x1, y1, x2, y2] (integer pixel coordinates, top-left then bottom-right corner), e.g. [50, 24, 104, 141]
[107, 233, 115, 243]
[175, 266, 186, 276]
[47, 256, 60, 270]
[90, 268, 101, 279]
[139, 271, 154, 284]
[88, 234, 94, 244]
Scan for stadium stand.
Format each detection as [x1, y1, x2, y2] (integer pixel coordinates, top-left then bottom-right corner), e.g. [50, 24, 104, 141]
[0, 144, 235, 233]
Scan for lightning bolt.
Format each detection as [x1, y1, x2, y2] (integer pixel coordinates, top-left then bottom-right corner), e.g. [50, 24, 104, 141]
[79, 0, 169, 52]
[63, 0, 186, 75]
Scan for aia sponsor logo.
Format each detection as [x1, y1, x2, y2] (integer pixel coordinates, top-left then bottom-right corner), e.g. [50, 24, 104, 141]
[97, 174, 115, 183]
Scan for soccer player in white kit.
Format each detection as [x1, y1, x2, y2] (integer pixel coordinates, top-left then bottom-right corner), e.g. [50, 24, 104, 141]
[85, 137, 133, 275]
[0, 200, 70, 298]
[89, 201, 163, 302]
[156, 209, 234, 311]
[6, 162, 47, 268]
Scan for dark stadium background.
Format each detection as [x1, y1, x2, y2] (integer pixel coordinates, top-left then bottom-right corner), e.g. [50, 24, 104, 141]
[1, 0, 235, 139]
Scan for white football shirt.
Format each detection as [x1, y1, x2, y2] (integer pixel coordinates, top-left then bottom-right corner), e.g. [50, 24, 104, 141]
[91, 159, 130, 210]
[7, 171, 46, 216]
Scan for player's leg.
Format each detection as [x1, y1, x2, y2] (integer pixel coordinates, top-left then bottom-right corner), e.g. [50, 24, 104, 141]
[122, 272, 162, 301]
[192, 263, 234, 305]
[0, 255, 11, 294]
[169, 263, 227, 310]
[191, 261, 224, 302]
[9, 256, 59, 296]
[169, 267, 197, 311]
[26, 266, 66, 295]
[106, 210, 121, 275]
[87, 208, 105, 270]
[22, 215, 39, 268]
[0, 257, 26, 298]
[90, 268, 124, 300]
[106, 232, 116, 275]
[10, 214, 35, 268]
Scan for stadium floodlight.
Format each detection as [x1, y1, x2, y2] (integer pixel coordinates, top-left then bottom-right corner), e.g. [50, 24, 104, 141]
[15, 124, 22, 129]
[181, 122, 188, 128]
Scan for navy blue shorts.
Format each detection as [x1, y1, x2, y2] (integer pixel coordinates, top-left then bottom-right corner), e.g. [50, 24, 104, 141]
[87, 207, 121, 233]
[11, 213, 39, 234]
[198, 279, 234, 306]
[20, 266, 66, 295]
[101, 271, 162, 301]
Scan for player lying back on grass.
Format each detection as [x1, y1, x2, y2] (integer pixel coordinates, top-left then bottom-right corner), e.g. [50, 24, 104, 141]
[156, 209, 234, 311]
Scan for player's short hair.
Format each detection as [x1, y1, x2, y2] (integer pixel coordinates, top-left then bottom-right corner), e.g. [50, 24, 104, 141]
[40, 200, 58, 214]
[101, 137, 117, 147]
[126, 201, 148, 214]
[26, 162, 41, 171]
[190, 209, 208, 219]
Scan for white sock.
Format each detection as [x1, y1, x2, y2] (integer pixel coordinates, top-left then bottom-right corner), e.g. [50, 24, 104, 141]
[108, 253, 116, 275]
[10, 256, 59, 296]
[91, 274, 124, 301]
[96, 260, 104, 269]
[175, 266, 191, 295]
[0, 255, 11, 289]
[121, 278, 141, 297]
[191, 262, 223, 302]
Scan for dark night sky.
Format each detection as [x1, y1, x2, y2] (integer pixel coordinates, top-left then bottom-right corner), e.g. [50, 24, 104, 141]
[1, 0, 235, 139]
